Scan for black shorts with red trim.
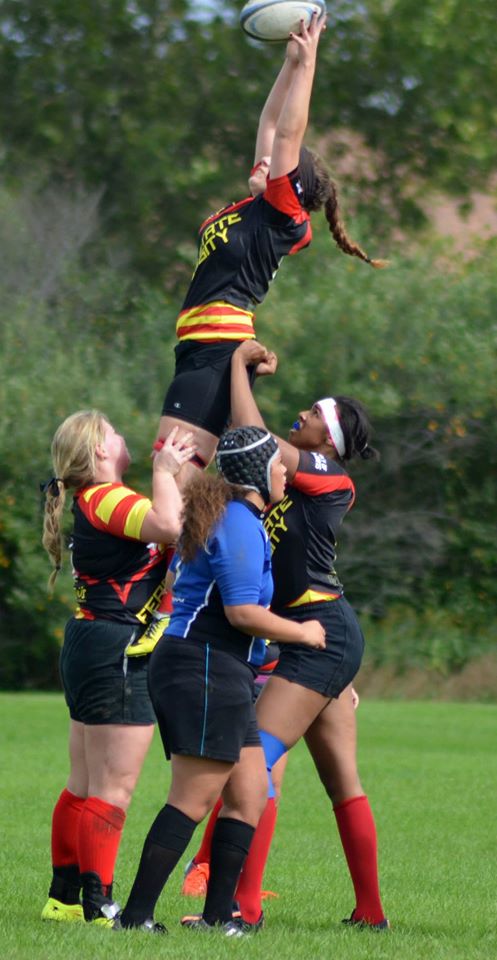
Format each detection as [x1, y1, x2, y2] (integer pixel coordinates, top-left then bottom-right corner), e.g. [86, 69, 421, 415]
[272, 597, 364, 699]
[148, 636, 260, 762]
[161, 340, 255, 438]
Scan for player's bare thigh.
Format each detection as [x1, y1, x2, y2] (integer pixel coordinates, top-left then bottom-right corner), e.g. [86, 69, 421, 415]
[255, 675, 329, 749]
[158, 415, 219, 468]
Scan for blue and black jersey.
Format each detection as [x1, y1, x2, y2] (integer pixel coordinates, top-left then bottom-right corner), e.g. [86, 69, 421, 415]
[166, 499, 272, 669]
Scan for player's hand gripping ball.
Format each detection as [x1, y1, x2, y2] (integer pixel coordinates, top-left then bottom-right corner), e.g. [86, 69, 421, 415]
[240, 1, 327, 42]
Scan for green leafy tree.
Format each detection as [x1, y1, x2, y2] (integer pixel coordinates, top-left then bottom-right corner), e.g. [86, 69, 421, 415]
[0, 1, 495, 276]
[252, 219, 497, 620]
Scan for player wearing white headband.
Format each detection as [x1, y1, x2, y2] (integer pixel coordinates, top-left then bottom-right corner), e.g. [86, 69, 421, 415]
[314, 397, 346, 457]
[220, 340, 389, 934]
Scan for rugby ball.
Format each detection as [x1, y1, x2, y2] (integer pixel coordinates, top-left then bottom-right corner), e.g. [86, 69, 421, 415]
[240, 1, 326, 42]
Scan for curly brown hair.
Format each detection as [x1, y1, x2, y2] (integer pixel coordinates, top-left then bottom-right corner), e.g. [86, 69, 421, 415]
[178, 474, 247, 563]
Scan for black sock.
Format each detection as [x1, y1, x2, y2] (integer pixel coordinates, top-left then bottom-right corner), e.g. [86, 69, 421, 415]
[120, 804, 197, 927]
[203, 818, 255, 925]
[48, 864, 81, 905]
[80, 871, 112, 921]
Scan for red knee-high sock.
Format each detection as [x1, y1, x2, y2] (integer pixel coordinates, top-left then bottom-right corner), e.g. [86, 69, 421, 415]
[78, 796, 126, 889]
[333, 795, 385, 924]
[156, 548, 175, 616]
[235, 797, 277, 923]
[51, 788, 85, 866]
[193, 797, 223, 865]
[156, 590, 173, 616]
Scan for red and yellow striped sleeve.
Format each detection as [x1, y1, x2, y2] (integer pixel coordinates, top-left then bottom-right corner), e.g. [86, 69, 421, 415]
[79, 483, 152, 540]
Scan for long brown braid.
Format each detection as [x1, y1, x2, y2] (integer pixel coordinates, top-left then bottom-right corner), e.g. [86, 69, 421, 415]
[302, 148, 388, 269]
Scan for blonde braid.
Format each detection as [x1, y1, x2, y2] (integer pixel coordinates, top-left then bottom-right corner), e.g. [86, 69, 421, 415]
[42, 482, 67, 593]
[41, 410, 107, 592]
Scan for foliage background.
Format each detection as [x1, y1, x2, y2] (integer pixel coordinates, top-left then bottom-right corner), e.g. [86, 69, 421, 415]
[0, 1, 495, 690]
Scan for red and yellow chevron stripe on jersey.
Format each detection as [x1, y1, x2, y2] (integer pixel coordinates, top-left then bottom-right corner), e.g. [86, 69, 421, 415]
[79, 483, 151, 540]
[286, 588, 341, 607]
[176, 301, 257, 342]
[71, 483, 169, 625]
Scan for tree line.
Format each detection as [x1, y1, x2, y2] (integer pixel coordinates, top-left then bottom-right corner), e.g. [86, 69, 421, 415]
[0, 1, 495, 687]
[1, 0, 495, 277]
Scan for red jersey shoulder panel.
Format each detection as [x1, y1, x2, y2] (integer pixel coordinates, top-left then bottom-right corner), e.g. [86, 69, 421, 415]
[263, 169, 310, 223]
[291, 452, 356, 507]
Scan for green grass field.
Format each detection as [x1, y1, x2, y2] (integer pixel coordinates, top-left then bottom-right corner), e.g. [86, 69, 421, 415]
[0, 694, 495, 959]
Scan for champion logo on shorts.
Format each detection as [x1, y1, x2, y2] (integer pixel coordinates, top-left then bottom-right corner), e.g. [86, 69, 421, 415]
[312, 452, 328, 472]
[174, 402, 182, 409]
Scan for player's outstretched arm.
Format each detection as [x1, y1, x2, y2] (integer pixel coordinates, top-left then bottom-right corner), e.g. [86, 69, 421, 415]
[270, 12, 326, 179]
[253, 38, 300, 164]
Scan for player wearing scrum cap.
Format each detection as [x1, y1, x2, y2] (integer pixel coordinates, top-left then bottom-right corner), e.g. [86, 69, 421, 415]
[117, 427, 325, 935]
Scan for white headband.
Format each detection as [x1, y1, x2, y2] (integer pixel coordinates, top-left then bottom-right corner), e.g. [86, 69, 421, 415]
[316, 398, 346, 458]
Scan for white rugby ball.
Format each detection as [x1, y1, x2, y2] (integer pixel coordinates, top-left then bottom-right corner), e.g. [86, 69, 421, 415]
[240, 1, 326, 42]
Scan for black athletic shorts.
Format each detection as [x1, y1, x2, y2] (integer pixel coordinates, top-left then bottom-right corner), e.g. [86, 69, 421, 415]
[254, 640, 279, 699]
[60, 617, 156, 725]
[272, 597, 365, 698]
[148, 636, 260, 762]
[161, 340, 255, 438]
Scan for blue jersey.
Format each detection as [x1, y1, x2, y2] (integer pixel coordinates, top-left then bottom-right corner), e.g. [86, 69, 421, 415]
[166, 499, 272, 669]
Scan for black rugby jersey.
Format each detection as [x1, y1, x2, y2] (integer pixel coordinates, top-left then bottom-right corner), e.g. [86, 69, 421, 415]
[70, 483, 168, 626]
[176, 168, 312, 342]
[264, 451, 356, 612]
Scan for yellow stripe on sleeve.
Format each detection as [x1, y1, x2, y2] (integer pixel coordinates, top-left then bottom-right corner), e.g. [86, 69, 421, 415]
[94, 486, 136, 523]
[82, 483, 152, 539]
[123, 498, 152, 540]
